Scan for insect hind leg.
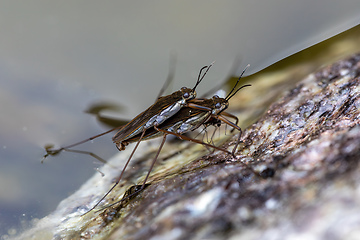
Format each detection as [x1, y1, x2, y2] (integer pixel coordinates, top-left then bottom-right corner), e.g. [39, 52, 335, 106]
[95, 133, 168, 211]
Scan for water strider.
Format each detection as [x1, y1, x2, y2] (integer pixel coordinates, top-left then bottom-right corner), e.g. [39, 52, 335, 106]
[90, 65, 252, 213]
[43, 62, 252, 214]
[43, 63, 213, 160]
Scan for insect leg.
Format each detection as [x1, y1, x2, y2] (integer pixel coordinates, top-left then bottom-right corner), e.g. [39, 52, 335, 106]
[186, 102, 213, 111]
[154, 126, 233, 156]
[83, 130, 147, 215]
[214, 115, 242, 155]
[141, 134, 167, 188]
[43, 126, 123, 161]
[96, 133, 168, 211]
[220, 112, 239, 130]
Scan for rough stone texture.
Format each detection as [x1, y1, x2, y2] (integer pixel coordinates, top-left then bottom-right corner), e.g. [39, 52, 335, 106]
[15, 53, 360, 240]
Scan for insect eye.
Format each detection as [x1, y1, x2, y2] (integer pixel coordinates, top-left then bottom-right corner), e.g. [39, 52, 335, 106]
[183, 92, 190, 98]
[215, 102, 221, 109]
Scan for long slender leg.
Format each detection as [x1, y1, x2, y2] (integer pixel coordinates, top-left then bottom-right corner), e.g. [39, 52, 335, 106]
[155, 126, 261, 178]
[96, 133, 168, 211]
[140, 134, 167, 187]
[220, 112, 239, 129]
[232, 129, 243, 155]
[83, 130, 147, 215]
[216, 115, 242, 155]
[154, 126, 233, 156]
[192, 127, 214, 154]
[202, 116, 260, 177]
[200, 123, 220, 153]
[209, 125, 220, 147]
[43, 126, 123, 161]
[186, 102, 212, 111]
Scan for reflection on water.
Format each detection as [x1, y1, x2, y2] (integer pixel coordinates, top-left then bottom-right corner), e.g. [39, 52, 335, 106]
[85, 101, 130, 129]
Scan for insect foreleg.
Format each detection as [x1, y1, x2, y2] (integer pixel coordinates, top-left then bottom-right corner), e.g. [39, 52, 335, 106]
[219, 112, 239, 129]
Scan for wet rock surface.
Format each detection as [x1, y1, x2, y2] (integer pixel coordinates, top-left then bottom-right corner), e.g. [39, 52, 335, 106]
[16, 53, 360, 240]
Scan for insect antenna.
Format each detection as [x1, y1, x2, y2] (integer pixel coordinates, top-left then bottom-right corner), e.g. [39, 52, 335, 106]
[192, 61, 215, 91]
[226, 84, 252, 102]
[225, 64, 250, 101]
